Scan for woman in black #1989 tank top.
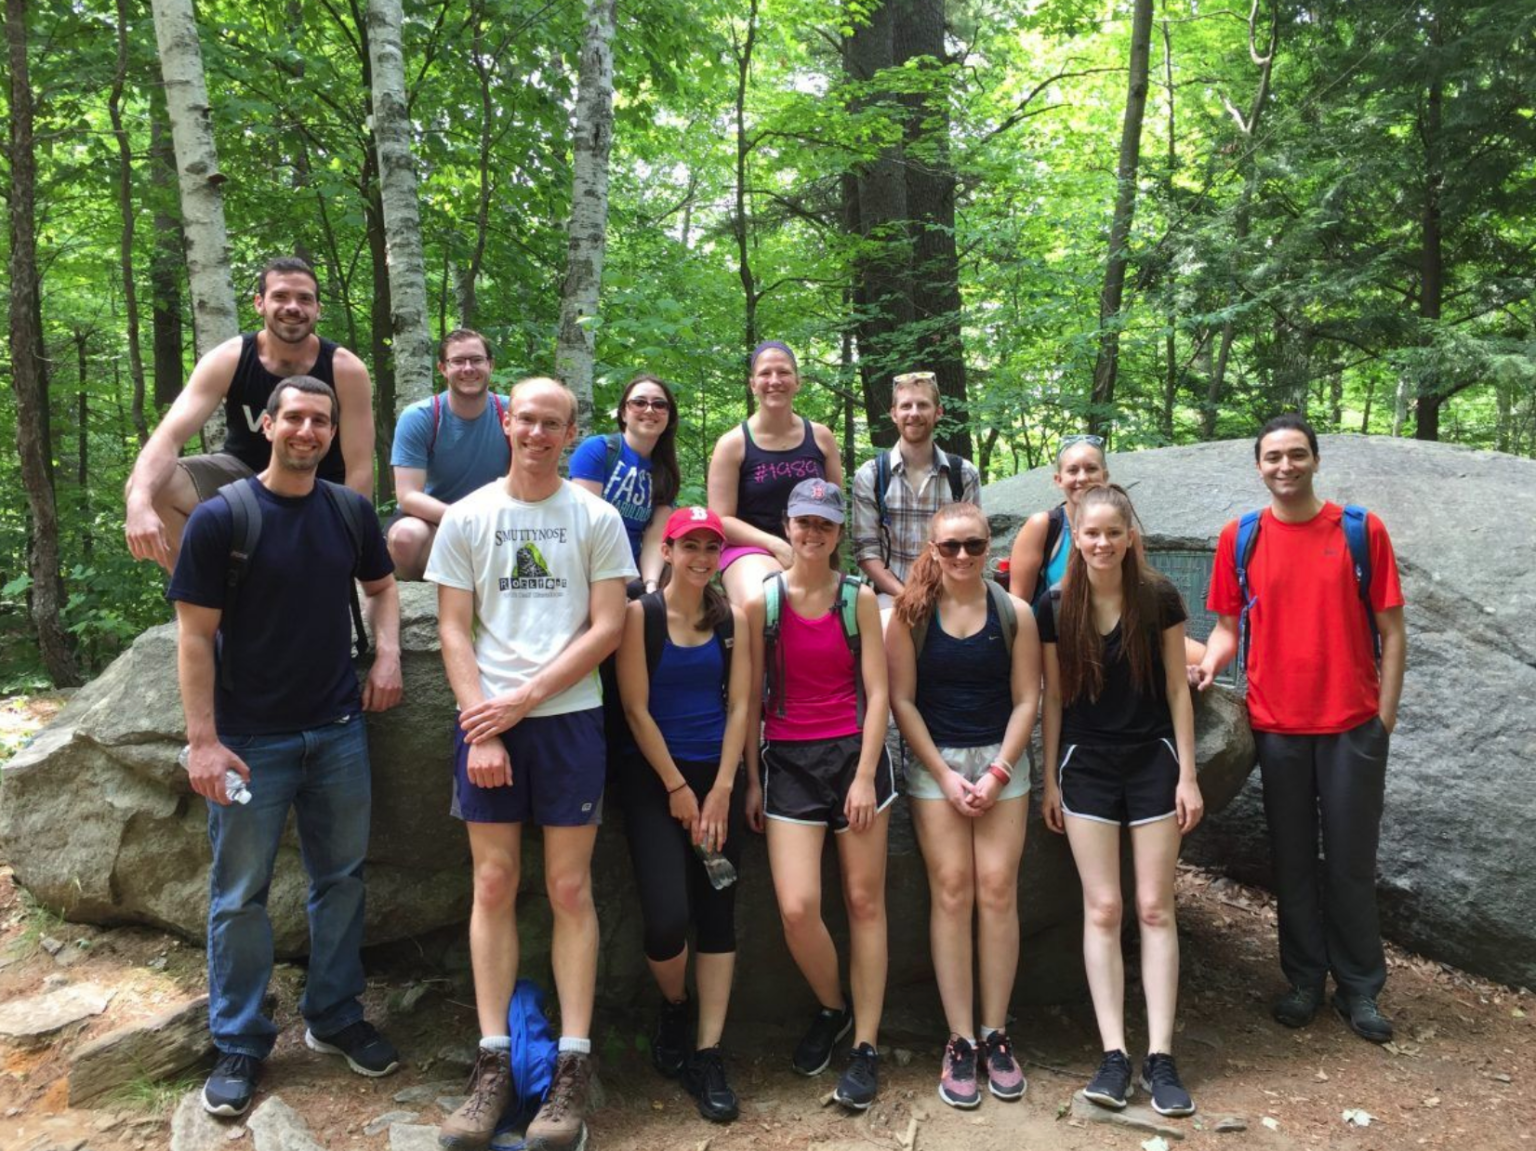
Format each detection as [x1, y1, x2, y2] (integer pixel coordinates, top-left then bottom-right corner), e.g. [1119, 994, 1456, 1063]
[706, 341, 842, 606]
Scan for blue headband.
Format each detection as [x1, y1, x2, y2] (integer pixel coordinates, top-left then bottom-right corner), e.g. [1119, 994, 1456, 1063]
[750, 340, 798, 374]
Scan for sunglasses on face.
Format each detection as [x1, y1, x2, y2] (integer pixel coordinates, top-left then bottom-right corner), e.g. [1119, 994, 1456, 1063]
[625, 397, 670, 412]
[934, 537, 988, 557]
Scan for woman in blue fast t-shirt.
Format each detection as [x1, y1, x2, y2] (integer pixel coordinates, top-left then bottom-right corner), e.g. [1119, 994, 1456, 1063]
[569, 374, 681, 591]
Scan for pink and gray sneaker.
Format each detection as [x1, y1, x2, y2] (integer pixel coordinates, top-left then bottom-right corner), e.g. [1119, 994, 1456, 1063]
[938, 1036, 981, 1109]
[981, 1030, 1026, 1101]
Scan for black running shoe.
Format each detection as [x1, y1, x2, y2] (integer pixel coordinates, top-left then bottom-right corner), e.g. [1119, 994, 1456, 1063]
[651, 996, 691, 1078]
[791, 1004, 852, 1076]
[1140, 1052, 1195, 1116]
[682, 1045, 740, 1123]
[833, 1043, 879, 1110]
[1334, 991, 1394, 1044]
[202, 1051, 261, 1117]
[304, 1020, 400, 1077]
[1272, 983, 1324, 1028]
[1083, 1049, 1132, 1110]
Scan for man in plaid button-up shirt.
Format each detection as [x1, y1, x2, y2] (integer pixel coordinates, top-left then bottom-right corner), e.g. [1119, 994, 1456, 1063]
[851, 372, 982, 608]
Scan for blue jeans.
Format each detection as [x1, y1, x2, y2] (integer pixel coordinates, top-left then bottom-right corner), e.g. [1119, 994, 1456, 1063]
[206, 716, 371, 1058]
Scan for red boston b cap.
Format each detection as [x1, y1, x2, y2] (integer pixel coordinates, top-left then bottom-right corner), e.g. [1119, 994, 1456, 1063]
[663, 506, 727, 543]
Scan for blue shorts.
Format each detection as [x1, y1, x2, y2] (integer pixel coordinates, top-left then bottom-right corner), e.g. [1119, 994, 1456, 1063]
[451, 708, 606, 827]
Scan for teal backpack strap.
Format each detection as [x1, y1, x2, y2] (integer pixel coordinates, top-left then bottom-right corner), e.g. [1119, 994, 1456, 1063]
[762, 573, 787, 718]
[837, 573, 866, 728]
[1340, 504, 1381, 664]
[985, 579, 1017, 658]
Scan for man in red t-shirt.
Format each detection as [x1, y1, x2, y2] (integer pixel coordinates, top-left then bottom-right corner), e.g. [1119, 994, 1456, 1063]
[1196, 415, 1407, 1044]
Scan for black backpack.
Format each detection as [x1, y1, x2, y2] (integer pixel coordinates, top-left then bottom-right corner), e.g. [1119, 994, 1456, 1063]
[639, 590, 735, 704]
[873, 448, 966, 566]
[216, 479, 371, 691]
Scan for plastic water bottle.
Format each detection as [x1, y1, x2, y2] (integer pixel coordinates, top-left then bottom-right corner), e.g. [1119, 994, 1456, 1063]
[693, 845, 737, 891]
[176, 745, 252, 805]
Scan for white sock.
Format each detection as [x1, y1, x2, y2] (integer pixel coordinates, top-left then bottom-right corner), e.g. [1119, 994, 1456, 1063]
[479, 1035, 511, 1052]
[980, 1025, 1002, 1041]
[558, 1036, 592, 1055]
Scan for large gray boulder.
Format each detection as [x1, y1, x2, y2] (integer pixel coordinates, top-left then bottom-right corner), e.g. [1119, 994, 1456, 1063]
[1, 582, 1253, 1010]
[984, 434, 1536, 989]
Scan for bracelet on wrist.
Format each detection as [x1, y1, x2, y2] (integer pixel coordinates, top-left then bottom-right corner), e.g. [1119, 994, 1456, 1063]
[988, 757, 1014, 777]
[985, 764, 1012, 787]
[667, 780, 689, 795]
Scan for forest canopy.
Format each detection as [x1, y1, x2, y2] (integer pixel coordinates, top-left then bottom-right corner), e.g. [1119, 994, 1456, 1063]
[2, 0, 1533, 687]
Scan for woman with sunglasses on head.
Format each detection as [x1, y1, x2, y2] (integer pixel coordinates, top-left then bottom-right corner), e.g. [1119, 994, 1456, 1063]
[707, 342, 843, 606]
[1007, 434, 1108, 606]
[1036, 484, 1203, 1119]
[616, 507, 753, 1123]
[887, 503, 1040, 1110]
[745, 478, 893, 1112]
[570, 374, 681, 593]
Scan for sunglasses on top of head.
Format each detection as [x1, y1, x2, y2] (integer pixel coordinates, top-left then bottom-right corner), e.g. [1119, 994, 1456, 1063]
[934, 537, 989, 557]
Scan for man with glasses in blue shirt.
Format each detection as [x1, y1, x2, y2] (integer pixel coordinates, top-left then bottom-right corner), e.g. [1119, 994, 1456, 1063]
[387, 329, 512, 580]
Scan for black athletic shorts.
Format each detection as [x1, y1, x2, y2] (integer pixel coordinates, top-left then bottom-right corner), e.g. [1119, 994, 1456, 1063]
[762, 734, 896, 832]
[1058, 738, 1178, 827]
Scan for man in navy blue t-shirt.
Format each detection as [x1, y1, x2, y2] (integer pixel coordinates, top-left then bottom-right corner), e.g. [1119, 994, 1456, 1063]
[168, 376, 404, 1119]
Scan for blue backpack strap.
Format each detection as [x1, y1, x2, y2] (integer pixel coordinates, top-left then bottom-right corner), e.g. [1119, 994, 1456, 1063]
[506, 978, 557, 1126]
[320, 481, 371, 661]
[216, 479, 263, 693]
[1233, 509, 1264, 671]
[874, 450, 893, 566]
[427, 392, 442, 459]
[1341, 504, 1381, 663]
[836, 573, 866, 728]
[762, 573, 786, 718]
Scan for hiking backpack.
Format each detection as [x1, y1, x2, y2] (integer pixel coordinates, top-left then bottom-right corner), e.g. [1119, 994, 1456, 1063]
[216, 479, 371, 691]
[425, 391, 507, 457]
[1233, 503, 1380, 671]
[639, 590, 736, 705]
[909, 579, 1018, 661]
[1032, 503, 1068, 605]
[873, 449, 966, 566]
[762, 572, 867, 726]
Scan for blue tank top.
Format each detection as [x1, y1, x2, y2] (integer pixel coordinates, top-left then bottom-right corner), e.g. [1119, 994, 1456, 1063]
[1044, 518, 1072, 590]
[914, 595, 1012, 747]
[736, 418, 827, 539]
[650, 637, 728, 763]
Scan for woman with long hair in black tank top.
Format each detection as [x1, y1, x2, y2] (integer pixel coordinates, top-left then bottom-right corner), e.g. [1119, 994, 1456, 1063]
[888, 503, 1040, 1110]
[706, 341, 842, 608]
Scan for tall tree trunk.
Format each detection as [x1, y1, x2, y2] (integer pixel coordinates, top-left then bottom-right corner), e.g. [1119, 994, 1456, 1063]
[1089, 0, 1155, 439]
[462, 0, 495, 329]
[7, 0, 80, 687]
[1413, 75, 1444, 442]
[1160, 9, 1176, 442]
[110, 0, 150, 446]
[149, 0, 235, 452]
[554, 0, 617, 436]
[893, 0, 971, 460]
[732, 0, 760, 409]
[366, 0, 434, 409]
[1204, 0, 1278, 439]
[149, 111, 185, 411]
[75, 332, 92, 559]
[354, 2, 394, 503]
[844, 0, 912, 446]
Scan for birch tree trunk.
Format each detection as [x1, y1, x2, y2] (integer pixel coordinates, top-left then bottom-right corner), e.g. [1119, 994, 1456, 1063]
[149, 0, 235, 448]
[1088, 0, 1154, 439]
[555, 0, 617, 436]
[110, 0, 149, 446]
[365, 0, 434, 410]
[7, 0, 81, 686]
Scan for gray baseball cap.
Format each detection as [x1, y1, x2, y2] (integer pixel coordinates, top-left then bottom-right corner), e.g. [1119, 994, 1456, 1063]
[785, 478, 845, 524]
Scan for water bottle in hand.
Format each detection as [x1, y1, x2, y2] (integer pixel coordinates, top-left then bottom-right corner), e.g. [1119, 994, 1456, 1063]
[693, 844, 737, 890]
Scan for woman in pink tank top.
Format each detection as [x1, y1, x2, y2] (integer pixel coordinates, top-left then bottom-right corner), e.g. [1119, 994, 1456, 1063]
[744, 478, 894, 1111]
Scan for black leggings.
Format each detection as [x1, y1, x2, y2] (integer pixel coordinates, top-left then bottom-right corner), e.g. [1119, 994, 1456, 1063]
[618, 755, 745, 962]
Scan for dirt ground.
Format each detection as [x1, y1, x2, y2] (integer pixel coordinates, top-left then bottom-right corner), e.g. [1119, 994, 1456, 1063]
[1, 695, 1532, 1151]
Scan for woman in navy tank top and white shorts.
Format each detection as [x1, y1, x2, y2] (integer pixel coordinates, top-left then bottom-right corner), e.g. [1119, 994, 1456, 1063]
[887, 503, 1040, 1110]
[706, 341, 842, 606]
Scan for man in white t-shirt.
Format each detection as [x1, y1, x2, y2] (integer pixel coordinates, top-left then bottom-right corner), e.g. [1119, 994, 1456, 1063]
[427, 377, 636, 1151]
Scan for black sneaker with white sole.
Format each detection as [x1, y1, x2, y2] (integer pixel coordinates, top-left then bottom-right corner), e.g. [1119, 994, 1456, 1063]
[652, 996, 691, 1078]
[1082, 1049, 1132, 1110]
[202, 1051, 262, 1117]
[304, 1019, 400, 1077]
[791, 1004, 853, 1076]
[833, 1043, 880, 1110]
[1140, 1052, 1195, 1116]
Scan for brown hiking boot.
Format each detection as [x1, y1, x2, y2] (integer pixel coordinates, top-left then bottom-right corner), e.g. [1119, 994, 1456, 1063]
[525, 1051, 592, 1151]
[438, 1047, 512, 1149]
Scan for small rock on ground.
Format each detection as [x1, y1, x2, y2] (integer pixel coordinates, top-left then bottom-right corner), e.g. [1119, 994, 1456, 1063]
[246, 1096, 326, 1151]
[1069, 1090, 1187, 1140]
[0, 983, 113, 1044]
[364, 1110, 420, 1137]
[388, 1124, 443, 1151]
[170, 1091, 237, 1151]
[1214, 1115, 1248, 1133]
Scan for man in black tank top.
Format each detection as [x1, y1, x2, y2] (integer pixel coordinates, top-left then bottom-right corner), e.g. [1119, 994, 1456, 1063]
[124, 256, 376, 570]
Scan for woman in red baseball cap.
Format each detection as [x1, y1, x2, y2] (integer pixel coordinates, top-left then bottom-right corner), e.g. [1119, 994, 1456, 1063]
[614, 506, 752, 1124]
